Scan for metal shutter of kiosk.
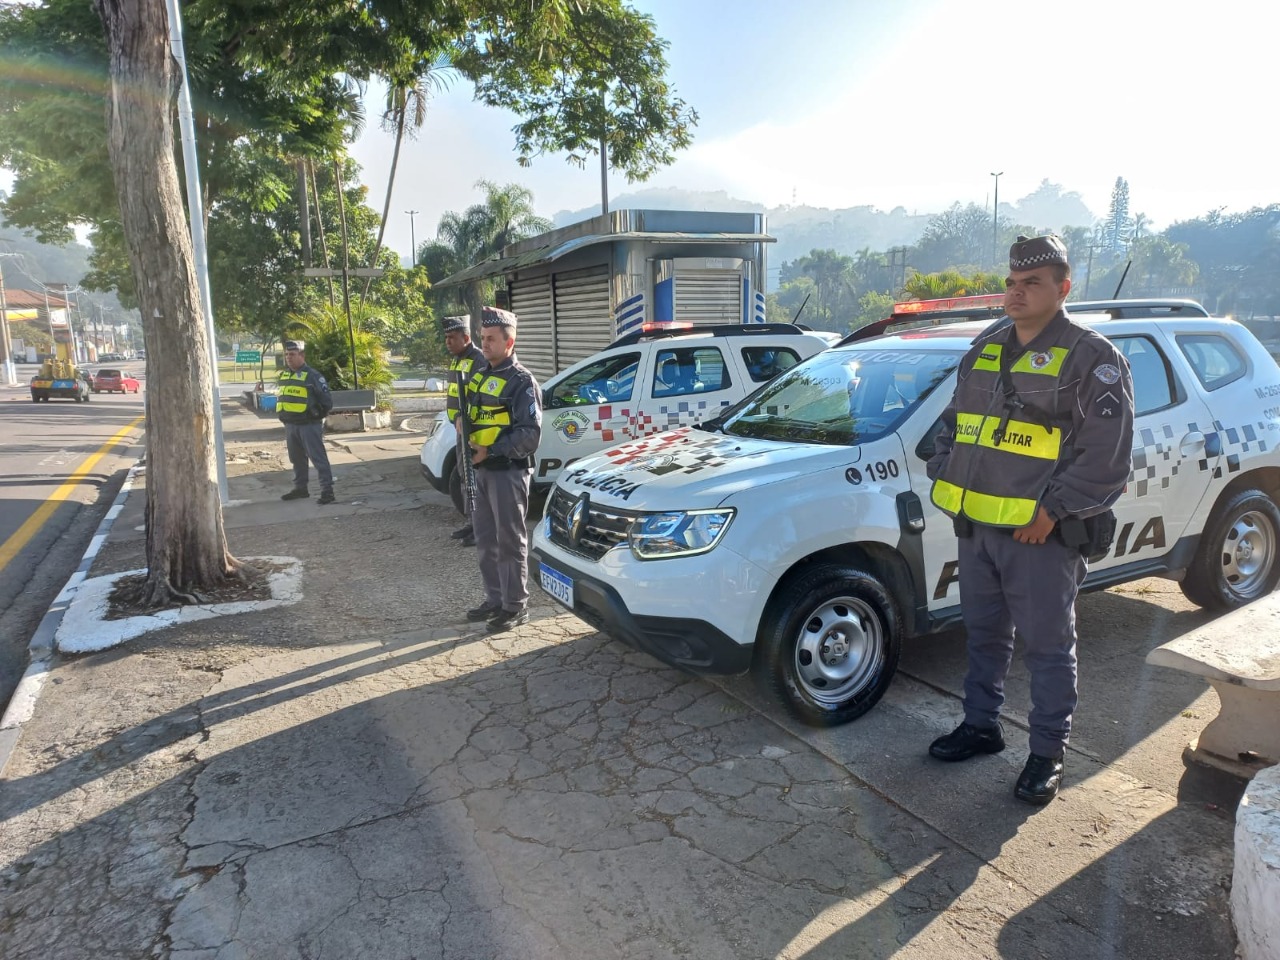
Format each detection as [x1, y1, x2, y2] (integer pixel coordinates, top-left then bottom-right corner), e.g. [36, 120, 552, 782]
[508, 275, 553, 380]
[675, 270, 743, 325]
[553, 264, 613, 370]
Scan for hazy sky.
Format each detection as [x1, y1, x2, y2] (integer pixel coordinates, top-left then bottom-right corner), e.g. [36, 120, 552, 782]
[352, 0, 1278, 264]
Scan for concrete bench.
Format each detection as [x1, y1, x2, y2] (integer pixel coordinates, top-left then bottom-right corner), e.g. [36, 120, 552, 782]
[1146, 593, 1280, 778]
[1233, 762, 1280, 960]
[329, 389, 376, 413]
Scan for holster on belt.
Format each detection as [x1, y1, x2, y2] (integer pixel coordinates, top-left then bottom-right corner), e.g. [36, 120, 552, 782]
[953, 515, 974, 538]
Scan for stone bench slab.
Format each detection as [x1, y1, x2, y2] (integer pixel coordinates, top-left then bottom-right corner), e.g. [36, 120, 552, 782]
[1146, 594, 1280, 776]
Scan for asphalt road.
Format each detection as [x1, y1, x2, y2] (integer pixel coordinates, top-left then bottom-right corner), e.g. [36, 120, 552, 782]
[0, 363, 146, 718]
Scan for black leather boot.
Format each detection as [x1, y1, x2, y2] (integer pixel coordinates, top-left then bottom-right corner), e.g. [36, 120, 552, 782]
[1015, 752, 1065, 805]
[929, 721, 1006, 761]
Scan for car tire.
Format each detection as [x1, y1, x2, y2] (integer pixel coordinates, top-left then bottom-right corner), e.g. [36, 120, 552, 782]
[1180, 488, 1280, 611]
[756, 564, 902, 727]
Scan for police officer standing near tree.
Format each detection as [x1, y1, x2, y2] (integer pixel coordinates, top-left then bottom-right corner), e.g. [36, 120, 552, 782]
[442, 315, 486, 547]
[926, 235, 1135, 805]
[278, 339, 336, 504]
[465, 306, 542, 634]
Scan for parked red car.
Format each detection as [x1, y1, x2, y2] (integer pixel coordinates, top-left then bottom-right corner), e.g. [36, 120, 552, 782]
[92, 368, 141, 394]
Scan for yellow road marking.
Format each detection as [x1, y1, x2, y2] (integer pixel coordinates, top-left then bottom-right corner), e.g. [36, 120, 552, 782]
[0, 416, 144, 575]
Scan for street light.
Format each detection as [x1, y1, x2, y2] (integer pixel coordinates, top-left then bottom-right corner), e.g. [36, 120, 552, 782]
[990, 171, 1004, 268]
[405, 210, 419, 266]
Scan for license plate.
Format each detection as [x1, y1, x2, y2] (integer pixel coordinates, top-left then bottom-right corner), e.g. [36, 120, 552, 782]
[539, 562, 574, 609]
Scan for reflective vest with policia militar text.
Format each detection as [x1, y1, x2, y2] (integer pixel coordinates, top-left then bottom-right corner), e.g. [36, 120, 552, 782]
[277, 367, 329, 422]
[466, 366, 534, 469]
[930, 324, 1087, 528]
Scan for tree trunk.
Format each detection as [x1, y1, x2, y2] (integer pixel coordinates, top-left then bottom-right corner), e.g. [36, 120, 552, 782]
[308, 161, 335, 307]
[94, 0, 238, 606]
[297, 160, 312, 268]
[362, 101, 405, 301]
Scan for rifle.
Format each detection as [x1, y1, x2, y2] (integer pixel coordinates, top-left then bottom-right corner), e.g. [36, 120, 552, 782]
[456, 362, 478, 516]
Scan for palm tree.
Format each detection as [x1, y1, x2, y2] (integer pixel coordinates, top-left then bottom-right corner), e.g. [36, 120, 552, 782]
[363, 53, 457, 298]
[421, 181, 552, 335]
[471, 180, 553, 254]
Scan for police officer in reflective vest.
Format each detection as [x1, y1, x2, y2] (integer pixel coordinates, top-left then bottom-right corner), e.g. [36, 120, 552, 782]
[465, 307, 542, 634]
[442, 315, 485, 547]
[278, 339, 336, 504]
[926, 235, 1135, 805]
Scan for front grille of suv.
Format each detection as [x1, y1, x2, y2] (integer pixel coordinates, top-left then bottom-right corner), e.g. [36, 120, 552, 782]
[546, 487, 636, 561]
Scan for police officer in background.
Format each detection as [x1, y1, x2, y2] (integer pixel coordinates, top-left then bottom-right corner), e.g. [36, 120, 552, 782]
[277, 339, 336, 504]
[442, 315, 486, 547]
[926, 235, 1135, 805]
[465, 307, 542, 634]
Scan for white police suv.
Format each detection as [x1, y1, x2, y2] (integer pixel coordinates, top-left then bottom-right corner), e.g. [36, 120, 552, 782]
[532, 303, 1280, 726]
[420, 323, 837, 512]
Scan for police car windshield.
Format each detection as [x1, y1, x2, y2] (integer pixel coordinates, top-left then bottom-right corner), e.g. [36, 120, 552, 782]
[717, 346, 962, 445]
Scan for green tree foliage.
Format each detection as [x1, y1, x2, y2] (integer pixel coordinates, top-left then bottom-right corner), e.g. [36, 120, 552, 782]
[420, 180, 552, 332]
[1164, 205, 1280, 315]
[1104, 177, 1133, 253]
[901, 269, 1005, 300]
[284, 302, 394, 402]
[911, 203, 1009, 273]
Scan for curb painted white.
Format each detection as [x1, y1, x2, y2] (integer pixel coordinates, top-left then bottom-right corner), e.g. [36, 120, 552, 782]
[1233, 762, 1280, 960]
[0, 457, 144, 771]
[56, 556, 303, 654]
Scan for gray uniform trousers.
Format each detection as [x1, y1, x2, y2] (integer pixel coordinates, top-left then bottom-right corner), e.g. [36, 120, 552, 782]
[472, 465, 532, 613]
[284, 421, 333, 493]
[959, 523, 1087, 757]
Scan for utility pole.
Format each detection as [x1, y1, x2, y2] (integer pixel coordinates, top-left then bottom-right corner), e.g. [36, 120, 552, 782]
[0, 267, 14, 385]
[600, 135, 609, 217]
[405, 210, 419, 266]
[990, 171, 1004, 268]
[166, 0, 228, 503]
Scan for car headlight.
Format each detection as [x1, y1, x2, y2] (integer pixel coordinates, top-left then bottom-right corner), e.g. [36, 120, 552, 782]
[627, 509, 735, 560]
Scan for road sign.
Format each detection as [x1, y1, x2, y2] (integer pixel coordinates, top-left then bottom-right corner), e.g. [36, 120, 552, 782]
[235, 350, 261, 364]
[303, 267, 385, 278]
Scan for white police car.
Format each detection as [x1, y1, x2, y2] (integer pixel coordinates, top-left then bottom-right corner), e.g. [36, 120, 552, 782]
[532, 307, 1280, 726]
[420, 323, 837, 512]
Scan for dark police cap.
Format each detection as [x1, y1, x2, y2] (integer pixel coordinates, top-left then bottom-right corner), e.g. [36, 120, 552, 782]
[481, 306, 518, 330]
[283, 339, 305, 351]
[1009, 234, 1069, 271]
[441, 315, 469, 334]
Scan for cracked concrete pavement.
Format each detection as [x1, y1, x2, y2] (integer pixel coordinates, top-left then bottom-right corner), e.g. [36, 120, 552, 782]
[0, 400, 1246, 958]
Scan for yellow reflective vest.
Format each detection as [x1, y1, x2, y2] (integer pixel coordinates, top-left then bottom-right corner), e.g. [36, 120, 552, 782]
[447, 344, 484, 421]
[277, 365, 332, 423]
[930, 321, 1085, 528]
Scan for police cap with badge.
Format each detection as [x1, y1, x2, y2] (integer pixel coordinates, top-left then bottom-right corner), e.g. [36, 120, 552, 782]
[481, 306, 518, 332]
[283, 339, 305, 351]
[1009, 234, 1069, 271]
[441, 316, 469, 334]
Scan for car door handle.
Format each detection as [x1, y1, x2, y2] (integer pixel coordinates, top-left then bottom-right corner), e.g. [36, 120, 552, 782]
[1179, 431, 1206, 456]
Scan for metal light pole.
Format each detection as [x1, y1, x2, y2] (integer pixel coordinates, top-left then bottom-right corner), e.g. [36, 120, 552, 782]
[0, 268, 13, 385]
[405, 210, 419, 265]
[990, 171, 1004, 268]
[166, 0, 228, 503]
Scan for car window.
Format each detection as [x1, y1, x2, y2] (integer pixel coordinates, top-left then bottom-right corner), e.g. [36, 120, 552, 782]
[741, 346, 802, 383]
[546, 352, 641, 408]
[97, 368, 122, 378]
[1111, 337, 1175, 416]
[721, 347, 961, 445]
[653, 347, 731, 398]
[1176, 334, 1247, 391]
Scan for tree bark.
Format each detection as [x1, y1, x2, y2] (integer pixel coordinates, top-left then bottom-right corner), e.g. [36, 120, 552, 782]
[94, 0, 238, 606]
[362, 100, 405, 302]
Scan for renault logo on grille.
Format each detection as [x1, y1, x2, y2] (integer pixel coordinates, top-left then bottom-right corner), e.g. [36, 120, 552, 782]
[568, 495, 589, 546]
